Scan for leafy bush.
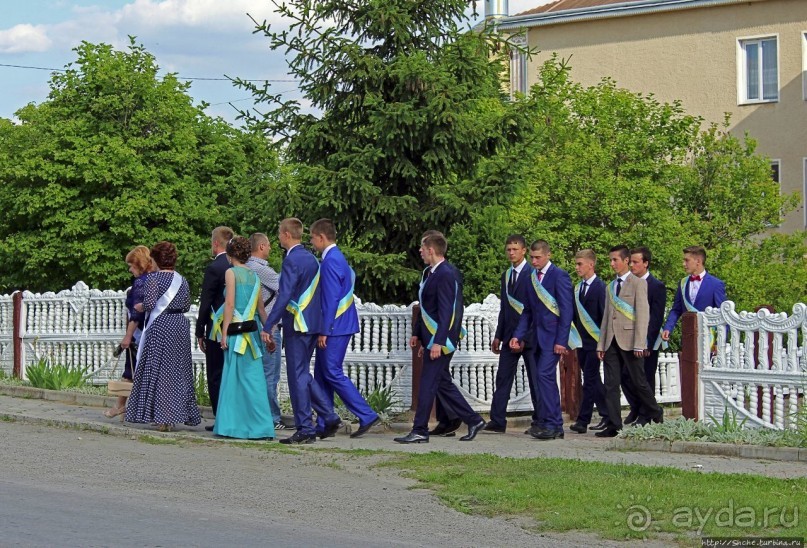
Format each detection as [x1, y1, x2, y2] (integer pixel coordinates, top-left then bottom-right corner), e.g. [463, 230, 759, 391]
[25, 358, 88, 390]
[194, 368, 210, 407]
[620, 416, 805, 447]
[361, 384, 400, 416]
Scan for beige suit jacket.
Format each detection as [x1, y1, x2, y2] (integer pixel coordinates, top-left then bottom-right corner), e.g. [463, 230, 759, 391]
[597, 273, 649, 352]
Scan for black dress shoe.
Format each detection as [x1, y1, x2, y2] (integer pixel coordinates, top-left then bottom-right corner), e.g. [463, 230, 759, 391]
[393, 431, 429, 444]
[350, 417, 381, 438]
[482, 423, 506, 433]
[652, 409, 664, 424]
[319, 420, 343, 439]
[635, 416, 651, 427]
[460, 420, 486, 441]
[280, 431, 317, 444]
[569, 422, 587, 434]
[589, 418, 608, 431]
[204, 425, 215, 432]
[594, 427, 620, 438]
[532, 427, 564, 440]
[624, 410, 639, 425]
[428, 419, 462, 437]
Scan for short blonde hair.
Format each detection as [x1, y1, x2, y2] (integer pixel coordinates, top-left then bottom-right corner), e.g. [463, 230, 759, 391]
[279, 218, 304, 240]
[574, 249, 596, 263]
[211, 226, 234, 247]
[126, 245, 155, 274]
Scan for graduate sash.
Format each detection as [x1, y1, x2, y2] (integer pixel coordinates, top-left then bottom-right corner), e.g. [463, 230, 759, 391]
[335, 268, 356, 319]
[531, 270, 579, 349]
[574, 282, 600, 343]
[137, 272, 184, 366]
[504, 267, 524, 315]
[286, 268, 320, 333]
[608, 279, 636, 321]
[229, 275, 262, 359]
[419, 267, 466, 354]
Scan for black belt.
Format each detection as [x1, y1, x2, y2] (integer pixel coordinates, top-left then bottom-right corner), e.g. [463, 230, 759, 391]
[163, 308, 185, 314]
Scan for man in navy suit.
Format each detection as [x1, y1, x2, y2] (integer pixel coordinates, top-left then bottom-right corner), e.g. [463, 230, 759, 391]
[395, 231, 486, 444]
[511, 240, 573, 440]
[309, 219, 379, 439]
[196, 225, 233, 428]
[483, 234, 540, 434]
[624, 246, 667, 426]
[261, 218, 341, 444]
[569, 249, 608, 434]
[661, 245, 727, 343]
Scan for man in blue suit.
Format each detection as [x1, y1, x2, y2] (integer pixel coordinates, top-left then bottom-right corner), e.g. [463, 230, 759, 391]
[624, 246, 668, 426]
[511, 240, 573, 440]
[395, 231, 486, 444]
[661, 245, 727, 343]
[483, 234, 541, 434]
[569, 249, 609, 434]
[261, 218, 342, 444]
[309, 219, 379, 439]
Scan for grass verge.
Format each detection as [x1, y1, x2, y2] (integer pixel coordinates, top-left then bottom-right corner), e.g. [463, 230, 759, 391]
[382, 452, 806, 543]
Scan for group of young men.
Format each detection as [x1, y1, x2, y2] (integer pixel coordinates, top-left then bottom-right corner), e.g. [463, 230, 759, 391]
[196, 219, 380, 444]
[395, 233, 726, 443]
[198, 221, 727, 444]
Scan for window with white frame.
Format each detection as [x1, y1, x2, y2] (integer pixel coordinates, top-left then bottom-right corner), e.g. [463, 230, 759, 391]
[738, 36, 778, 103]
[509, 34, 528, 99]
[771, 159, 780, 186]
[803, 32, 807, 100]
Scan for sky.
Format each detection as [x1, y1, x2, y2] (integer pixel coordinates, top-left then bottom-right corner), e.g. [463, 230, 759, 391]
[0, 0, 553, 126]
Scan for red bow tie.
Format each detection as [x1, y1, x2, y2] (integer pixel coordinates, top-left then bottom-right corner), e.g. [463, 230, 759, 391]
[689, 275, 702, 282]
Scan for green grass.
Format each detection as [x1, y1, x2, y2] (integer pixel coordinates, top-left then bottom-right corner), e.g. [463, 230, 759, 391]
[382, 452, 806, 542]
[621, 417, 806, 447]
[0, 414, 17, 422]
[138, 435, 180, 445]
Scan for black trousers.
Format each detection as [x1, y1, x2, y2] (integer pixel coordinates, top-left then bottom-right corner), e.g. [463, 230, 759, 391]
[205, 339, 224, 415]
[487, 346, 540, 429]
[622, 349, 660, 417]
[602, 343, 660, 429]
[413, 351, 482, 435]
[576, 347, 608, 425]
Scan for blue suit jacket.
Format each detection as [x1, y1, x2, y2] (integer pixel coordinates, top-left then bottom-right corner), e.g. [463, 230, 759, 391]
[263, 244, 321, 335]
[514, 263, 574, 350]
[645, 273, 667, 348]
[319, 246, 359, 336]
[495, 263, 535, 347]
[573, 276, 605, 351]
[663, 272, 726, 332]
[415, 261, 464, 351]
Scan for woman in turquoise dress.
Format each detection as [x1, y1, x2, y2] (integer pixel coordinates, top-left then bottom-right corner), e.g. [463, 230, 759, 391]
[214, 236, 276, 439]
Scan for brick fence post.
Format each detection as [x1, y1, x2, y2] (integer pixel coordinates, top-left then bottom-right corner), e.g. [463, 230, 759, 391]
[12, 291, 22, 378]
[559, 351, 581, 421]
[680, 311, 699, 419]
[410, 304, 423, 412]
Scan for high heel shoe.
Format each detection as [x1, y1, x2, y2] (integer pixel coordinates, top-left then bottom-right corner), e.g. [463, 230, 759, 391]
[157, 424, 173, 432]
[103, 406, 125, 419]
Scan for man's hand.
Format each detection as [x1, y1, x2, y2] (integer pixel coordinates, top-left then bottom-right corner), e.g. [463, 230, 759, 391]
[409, 336, 423, 358]
[661, 330, 670, 341]
[634, 350, 645, 358]
[597, 351, 605, 361]
[642, 349, 650, 358]
[261, 331, 275, 353]
[508, 338, 521, 350]
[197, 337, 206, 353]
[553, 344, 567, 356]
[318, 335, 328, 349]
[430, 344, 442, 360]
[491, 338, 501, 354]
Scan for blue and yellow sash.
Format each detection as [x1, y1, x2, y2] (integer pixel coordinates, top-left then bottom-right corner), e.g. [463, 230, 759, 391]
[574, 282, 600, 343]
[504, 267, 524, 315]
[286, 268, 320, 332]
[230, 276, 262, 359]
[335, 268, 355, 319]
[608, 278, 636, 321]
[419, 267, 466, 355]
[210, 304, 224, 341]
[531, 270, 579, 349]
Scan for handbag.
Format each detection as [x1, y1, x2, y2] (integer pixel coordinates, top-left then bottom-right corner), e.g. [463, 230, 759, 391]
[107, 346, 134, 397]
[227, 320, 258, 335]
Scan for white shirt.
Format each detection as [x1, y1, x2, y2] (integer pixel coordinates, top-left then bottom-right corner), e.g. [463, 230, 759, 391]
[689, 270, 706, 303]
[510, 259, 527, 284]
[537, 260, 552, 283]
[641, 272, 650, 280]
[580, 273, 597, 296]
[286, 243, 301, 254]
[430, 259, 445, 273]
[321, 243, 337, 260]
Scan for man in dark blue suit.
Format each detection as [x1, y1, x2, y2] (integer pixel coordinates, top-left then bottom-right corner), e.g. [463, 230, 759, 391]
[511, 240, 574, 440]
[569, 249, 609, 434]
[661, 245, 727, 343]
[483, 234, 540, 434]
[624, 246, 668, 426]
[261, 218, 341, 444]
[395, 231, 485, 444]
[196, 225, 233, 429]
[309, 219, 379, 439]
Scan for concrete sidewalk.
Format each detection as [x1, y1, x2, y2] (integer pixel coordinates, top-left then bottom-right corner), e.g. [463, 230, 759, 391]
[2, 385, 806, 479]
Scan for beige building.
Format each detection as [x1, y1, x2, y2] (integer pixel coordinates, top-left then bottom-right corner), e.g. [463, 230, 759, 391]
[494, 0, 807, 232]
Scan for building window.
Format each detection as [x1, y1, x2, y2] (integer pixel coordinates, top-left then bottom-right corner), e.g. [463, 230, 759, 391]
[771, 159, 780, 186]
[509, 34, 528, 100]
[803, 33, 807, 100]
[738, 36, 778, 103]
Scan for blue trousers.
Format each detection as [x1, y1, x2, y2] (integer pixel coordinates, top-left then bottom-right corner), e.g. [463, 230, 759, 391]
[284, 333, 340, 436]
[531, 344, 563, 431]
[261, 327, 283, 422]
[488, 346, 540, 429]
[576, 347, 608, 425]
[413, 351, 482, 436]
[314, 335, 378, 432]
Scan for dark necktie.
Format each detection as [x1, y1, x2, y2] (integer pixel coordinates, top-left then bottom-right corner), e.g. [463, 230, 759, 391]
[537, 271, 544, 283]
[508, 269, 516, 292]
[580, 282, 587, 299]
[616, 277, 623, 296]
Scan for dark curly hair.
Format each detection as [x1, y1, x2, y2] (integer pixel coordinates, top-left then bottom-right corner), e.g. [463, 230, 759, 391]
[226, 236, 252, 264]
[151, 241, 178, 269]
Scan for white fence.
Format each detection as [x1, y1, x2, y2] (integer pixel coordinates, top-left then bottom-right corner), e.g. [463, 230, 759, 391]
[699, 301, 807, 430]
[1, 282, 683, 414]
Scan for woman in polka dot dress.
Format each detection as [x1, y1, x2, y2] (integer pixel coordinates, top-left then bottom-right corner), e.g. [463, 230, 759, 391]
[126, 241, 201, 431]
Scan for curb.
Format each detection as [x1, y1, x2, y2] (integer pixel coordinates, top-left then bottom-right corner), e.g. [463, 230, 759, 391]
[611, 438, 806, 462]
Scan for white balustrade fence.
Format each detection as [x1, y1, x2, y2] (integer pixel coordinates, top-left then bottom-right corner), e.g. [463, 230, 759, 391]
[0, 282, 686, 416]
[699, 301, 807, 430]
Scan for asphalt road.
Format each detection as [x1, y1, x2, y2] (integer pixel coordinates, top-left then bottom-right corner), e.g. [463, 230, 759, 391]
[0, 421, 663, 548]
